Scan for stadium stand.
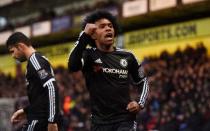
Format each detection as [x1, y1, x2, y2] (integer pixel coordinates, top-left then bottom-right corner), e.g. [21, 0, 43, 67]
[0, 0, 120, 31]
[0, 44, 209, 130]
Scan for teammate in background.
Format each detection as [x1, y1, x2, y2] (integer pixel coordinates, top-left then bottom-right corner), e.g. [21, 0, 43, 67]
[68, 10, 149, 131]
[6, 32, 60, 131]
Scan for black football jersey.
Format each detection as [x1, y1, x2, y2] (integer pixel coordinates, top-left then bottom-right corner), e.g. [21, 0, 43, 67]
[69, 32, 149, 124]
[24, 52, 59, 123]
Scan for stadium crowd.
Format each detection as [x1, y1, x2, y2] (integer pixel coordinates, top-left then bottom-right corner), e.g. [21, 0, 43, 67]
[0, 43, 210, 131]
[140, 43, 210, 131]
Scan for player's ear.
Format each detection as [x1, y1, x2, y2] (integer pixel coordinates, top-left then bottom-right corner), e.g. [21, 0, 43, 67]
[17, 42, 26, 50]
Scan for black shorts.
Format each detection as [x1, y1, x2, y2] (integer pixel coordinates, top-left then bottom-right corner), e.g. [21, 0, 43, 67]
[91, 121, 137, 131]
[22, 120, 47, 131]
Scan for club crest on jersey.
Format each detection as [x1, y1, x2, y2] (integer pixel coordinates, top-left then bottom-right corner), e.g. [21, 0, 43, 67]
[38, 69, 48, 79]
[120, 59, 128, 68]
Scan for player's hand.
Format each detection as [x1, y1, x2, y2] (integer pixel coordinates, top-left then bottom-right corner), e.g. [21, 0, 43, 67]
[126, 101, 142, 113]
[48, 123, 58, 131]
[11, 109, 26, 124]
[84, 23, 97, 39]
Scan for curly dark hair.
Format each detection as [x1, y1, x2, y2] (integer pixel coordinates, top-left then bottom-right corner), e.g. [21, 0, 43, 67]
[81, 10, 119, 47]
[82, 10, 119, 36]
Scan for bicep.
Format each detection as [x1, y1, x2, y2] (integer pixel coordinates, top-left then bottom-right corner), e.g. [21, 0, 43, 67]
[81, 50, 92, 72]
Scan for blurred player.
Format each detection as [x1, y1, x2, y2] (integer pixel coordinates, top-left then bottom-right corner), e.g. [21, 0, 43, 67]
[6, 32, 60, 131]
[68, 10, 149, 131]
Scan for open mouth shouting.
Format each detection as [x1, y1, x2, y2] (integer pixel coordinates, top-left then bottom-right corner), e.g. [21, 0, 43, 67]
[104, 33, 113, 41]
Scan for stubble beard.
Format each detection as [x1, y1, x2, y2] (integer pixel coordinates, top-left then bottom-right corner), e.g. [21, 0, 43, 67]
[17, 56, 27, 62]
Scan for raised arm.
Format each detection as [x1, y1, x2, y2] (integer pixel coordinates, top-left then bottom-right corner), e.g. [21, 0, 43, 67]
[68, 24, 97, 72]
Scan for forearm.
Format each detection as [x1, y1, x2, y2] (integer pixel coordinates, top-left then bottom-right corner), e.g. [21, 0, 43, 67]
[138, 77, 149, 107]
[48, 123, 58, 131]
[44, 80, 59, 123]
[68, 31, 92, 72]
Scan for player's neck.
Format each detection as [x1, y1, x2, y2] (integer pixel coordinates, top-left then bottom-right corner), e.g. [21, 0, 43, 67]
[97, 44, 114, 52]
[25, 46, 36, 60]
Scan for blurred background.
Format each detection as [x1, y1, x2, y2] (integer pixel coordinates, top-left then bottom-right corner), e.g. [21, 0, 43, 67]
[0, 0, 210, 131]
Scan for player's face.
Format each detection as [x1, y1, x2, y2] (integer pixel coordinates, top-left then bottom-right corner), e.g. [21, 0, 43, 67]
[94, 18, 115, 46]
[9, 45, 27, 62]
